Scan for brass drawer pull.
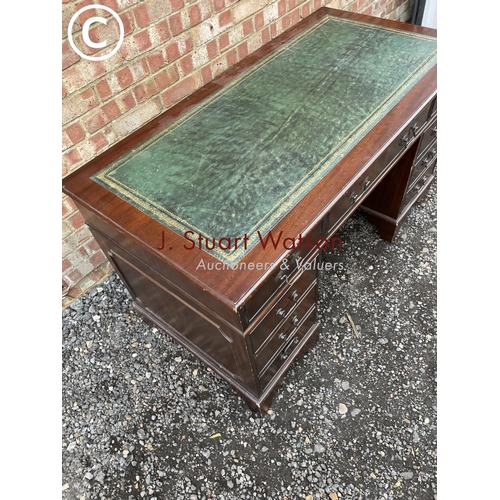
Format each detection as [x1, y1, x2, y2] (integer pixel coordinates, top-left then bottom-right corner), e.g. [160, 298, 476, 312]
[399, 135, 410, 148]
[362, 177, 371, 190]
[276, 308, 287, 317]
[349, 192, 359, 205]
[431, 126, 437, 137]
[274, 269, 289, 284]
[291, 315, 299, 326]
[291, 290, 299, 301]
[410, 123, 419, 136]
[280, 337, 299, 360]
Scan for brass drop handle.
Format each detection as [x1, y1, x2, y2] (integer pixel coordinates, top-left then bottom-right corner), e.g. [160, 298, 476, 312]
[291, 315, 299, 326]
[410, 123, 419, 136]
[291, 290, 299, 301]
[399, 135, 410, 148]
[276, 308, 287, 317]
[349, 192, 359, 205]
[280, 337, 299, 360]
[362, 177, 371, 190]
[431, 126, 437, 137]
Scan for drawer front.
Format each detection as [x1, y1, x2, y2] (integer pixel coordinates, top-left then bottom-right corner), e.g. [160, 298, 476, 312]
[259, 302, 317, 389]
[325, 99, 434, 238]
[384, 99, 433, 166]
[249, 265, 317, 353]
[416, 119, 437, 160]
[245, 223, 321, 323]
[409, 143, 437, 188]
[403, 161, 436, 208]
[429, 96, 437, 117]
[253, 280, 317, 368]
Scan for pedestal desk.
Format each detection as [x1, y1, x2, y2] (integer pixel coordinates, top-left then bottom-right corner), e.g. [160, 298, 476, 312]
[63, 8, 437, 414]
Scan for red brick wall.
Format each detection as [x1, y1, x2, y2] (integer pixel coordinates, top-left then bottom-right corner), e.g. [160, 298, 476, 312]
[62, 0, 415, 306]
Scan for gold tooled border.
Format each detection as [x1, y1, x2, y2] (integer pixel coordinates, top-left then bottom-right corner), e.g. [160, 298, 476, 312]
[93, 16, 437, 264]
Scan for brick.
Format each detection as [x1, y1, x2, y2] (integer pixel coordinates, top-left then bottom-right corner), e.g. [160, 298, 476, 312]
[133, 79, 159, 103]
[83, 110, 107, 134]
[63, 88, 99, 124]
[226, 48, 237, 67]
[102, 100, 122, 121]
[290, 8, 300, 26]
[179, 54, 194, 75]
[255, 11, 264, 30]
[242, 18, 254, 37]
[233, 0, 268, 23]
[278, 0, 286, 16]
[162, 74, 199, 108]
[85, 238, 102, 253]
[154, 65, 180, 91]
[313, 0, 322, 11]
[63, 148, 82, 170]
[133, 3, 151, 27]
[261, 26, 271, 45]
[114, 98, 163, 137]
[135, 30, 153, 52]
[219, 10, 232, 28]
[68, 211, 86, 230]
[90, 250, 107, 268]
[188, 4, 202, 27]
[65, 123, 86, 146]
[68, 269, 84, 285]
[214, 0, 225, 12]
[169, 13, 185, 36]
[206, 39, 218, 59]
[154, 19, 172, 43]
[362, 4, 373, 15]
[90, 131, 109, 153]
[201, 64, 213, 84]
[117, 91, 136, 113]
[148, 51, 166, 72]
[237, 41, 249, 60]
[282, 14, 291, 30]
[270, 21, 277, 39]
[116, 67, 134, 89]
[166, 40, 181, 61]
[170, 0, 184, 11]
[62, 258, 72, 273]
[287, 0, 297, 10]
[97, 80, 113, 101]
[218, 32, 230, 51]
[62, 40, 80, 70]
[301, 1, 310, 17]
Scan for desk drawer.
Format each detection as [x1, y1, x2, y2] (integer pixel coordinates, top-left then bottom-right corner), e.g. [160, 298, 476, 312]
[385, 99, 433, 164]
[249, 266, 317, 353]
[416, 119, 437, 160]
[409, 144, 437, 188]
[259, 302, 316, 388]
[254, 283, 316, 372]
[403, 161, 436, 208]
[325, 99, 433, 238]
[245, 223, 321, 323]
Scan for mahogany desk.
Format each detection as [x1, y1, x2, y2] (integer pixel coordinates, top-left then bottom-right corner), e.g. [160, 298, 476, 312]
[63, 8, 437, 414]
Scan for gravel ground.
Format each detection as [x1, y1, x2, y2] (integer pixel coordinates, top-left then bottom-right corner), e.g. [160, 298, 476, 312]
[62, 179, 437, 500]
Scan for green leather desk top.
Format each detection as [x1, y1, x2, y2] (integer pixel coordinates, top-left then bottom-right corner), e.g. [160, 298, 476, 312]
[93, 16, 437, 264]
